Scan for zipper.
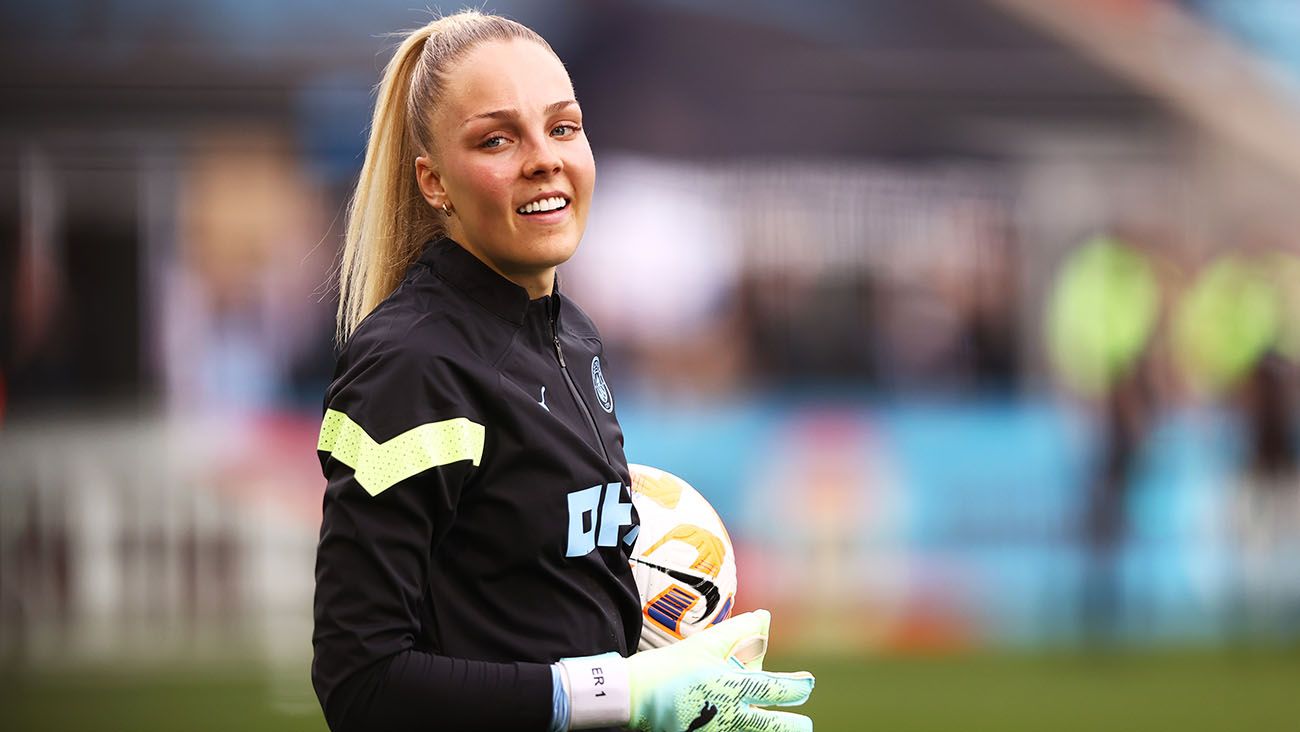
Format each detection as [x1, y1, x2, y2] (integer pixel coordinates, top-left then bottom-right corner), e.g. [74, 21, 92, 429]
[552, 320, 611, 463]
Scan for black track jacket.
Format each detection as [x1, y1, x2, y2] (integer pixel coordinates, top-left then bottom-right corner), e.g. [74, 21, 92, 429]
[312, 237, 642, 732]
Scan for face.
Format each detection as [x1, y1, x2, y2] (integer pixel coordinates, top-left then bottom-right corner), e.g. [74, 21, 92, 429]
[416, 39, 595, 297]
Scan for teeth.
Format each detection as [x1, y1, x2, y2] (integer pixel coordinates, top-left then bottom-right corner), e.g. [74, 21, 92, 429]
[517, 196, 568, 214]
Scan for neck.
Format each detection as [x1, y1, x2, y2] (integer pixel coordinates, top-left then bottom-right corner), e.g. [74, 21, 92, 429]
[448, 234, 555, 299]
[515, 271, 555, 300]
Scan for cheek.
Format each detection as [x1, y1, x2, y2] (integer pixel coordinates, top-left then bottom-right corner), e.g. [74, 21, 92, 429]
[473, 170, 515, 216]
[451, 159, 514, 218]
[570, 142, 597, 198]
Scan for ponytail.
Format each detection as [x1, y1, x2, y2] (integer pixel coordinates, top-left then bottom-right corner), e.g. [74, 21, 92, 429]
[334, 10, 553, 348]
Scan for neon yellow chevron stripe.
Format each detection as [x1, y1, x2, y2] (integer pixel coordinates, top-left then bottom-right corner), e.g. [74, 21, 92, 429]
[317, 409, 485, 496]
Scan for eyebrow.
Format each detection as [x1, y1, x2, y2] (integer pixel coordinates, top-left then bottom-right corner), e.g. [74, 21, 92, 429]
[461, 99, 578, 127]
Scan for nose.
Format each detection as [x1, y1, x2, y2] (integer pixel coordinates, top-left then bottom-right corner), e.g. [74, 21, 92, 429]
[523, 137, 563, 179]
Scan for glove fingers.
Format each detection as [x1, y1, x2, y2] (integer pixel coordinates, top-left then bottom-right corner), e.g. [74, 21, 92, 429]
[729, 634, 767, 670]
[690, 609, 771, 659]
[737, 670, 815, 707]
[735, 707, 814, 732]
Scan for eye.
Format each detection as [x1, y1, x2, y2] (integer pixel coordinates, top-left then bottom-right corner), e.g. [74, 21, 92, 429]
[480, 135, 508, 149]
[551, 123, 580, 138]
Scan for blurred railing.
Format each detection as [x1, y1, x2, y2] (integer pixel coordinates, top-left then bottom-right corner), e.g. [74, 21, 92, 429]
[0, 412, 320, 710]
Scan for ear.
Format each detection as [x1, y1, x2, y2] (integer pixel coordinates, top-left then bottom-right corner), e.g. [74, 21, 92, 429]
[415, 155, 448, 209]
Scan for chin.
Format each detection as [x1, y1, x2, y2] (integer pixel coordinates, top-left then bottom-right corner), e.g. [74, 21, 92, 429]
[528, 230, 582, 267]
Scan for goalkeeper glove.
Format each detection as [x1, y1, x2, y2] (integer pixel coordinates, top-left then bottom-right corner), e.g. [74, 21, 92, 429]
[555, 609, 814, 731]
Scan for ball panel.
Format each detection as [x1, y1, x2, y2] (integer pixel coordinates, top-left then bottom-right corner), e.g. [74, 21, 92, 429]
[642, 524, 727, 578]
[629, 465, 684, 509]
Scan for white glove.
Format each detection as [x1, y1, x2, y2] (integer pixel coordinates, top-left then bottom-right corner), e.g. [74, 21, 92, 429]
[557, 609, 815, 731]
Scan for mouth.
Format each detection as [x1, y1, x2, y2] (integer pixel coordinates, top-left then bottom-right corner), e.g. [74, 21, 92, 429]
[516, 195, 571, 216]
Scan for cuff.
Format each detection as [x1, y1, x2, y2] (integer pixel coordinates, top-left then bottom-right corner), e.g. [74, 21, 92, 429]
[549, 664, 571, 732]
[555, 652, 630, 729]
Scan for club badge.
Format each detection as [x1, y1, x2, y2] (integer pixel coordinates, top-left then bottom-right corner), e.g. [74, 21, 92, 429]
[591, 356, 614, 413]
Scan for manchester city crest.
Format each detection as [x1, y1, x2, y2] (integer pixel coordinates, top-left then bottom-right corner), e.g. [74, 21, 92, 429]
[591, 356, 614, 413]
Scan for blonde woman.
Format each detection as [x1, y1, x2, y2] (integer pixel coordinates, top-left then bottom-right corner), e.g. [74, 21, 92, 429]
[312, 11, 814, 732]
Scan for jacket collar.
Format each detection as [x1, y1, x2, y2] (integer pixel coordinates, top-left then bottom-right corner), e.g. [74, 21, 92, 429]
[418, 236, 559, 326]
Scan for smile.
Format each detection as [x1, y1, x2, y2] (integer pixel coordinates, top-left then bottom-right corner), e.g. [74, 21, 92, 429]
[516, 196, 570, 215]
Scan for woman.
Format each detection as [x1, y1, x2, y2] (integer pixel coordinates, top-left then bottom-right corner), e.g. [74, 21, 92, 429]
[312, 11, 814, 732]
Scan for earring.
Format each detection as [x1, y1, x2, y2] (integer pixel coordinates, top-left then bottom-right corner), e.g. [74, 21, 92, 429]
[441, 202, 452, 216]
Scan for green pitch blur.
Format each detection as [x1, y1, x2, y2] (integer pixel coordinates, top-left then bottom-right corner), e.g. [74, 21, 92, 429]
[2, 649, 1298, 732]
[797, 650, 1300, 732]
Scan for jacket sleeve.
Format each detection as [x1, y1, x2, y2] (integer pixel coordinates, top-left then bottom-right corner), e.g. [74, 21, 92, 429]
[310, 336, 552, 731]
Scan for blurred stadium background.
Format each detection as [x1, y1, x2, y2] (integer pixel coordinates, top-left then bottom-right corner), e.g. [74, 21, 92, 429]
[3, 1, 1300, 730]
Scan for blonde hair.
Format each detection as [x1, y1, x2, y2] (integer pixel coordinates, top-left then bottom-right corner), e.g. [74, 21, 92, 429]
[334, 10, 554, 347]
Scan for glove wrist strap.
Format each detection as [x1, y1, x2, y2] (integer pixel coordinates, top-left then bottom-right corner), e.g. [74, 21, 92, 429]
[556, 652, 630, 729]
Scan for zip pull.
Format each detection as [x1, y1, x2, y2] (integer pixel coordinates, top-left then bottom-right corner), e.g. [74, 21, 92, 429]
[549, 298, 568, 368]
[553, 333, 567, 368]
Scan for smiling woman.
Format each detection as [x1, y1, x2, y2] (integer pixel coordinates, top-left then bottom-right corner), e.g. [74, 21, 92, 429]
[312, 10, 813, 732]
[332, 12, 570, 343]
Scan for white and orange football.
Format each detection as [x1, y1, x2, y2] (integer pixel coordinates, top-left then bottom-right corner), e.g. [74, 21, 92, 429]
[627, 464, 738, 650]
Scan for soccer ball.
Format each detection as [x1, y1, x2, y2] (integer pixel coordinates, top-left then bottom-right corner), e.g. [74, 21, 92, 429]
[627, 464, 738, 650]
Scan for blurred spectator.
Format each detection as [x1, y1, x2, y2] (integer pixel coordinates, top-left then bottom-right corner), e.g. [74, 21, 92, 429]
[159, 130, 333, 415]
[566, 158, 746, 397]
[1173, 253, 1281, 396]
[1046, 233, 1164, 641]
[8, 152, 75, 406]
[1230, 352, 1300, 638]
